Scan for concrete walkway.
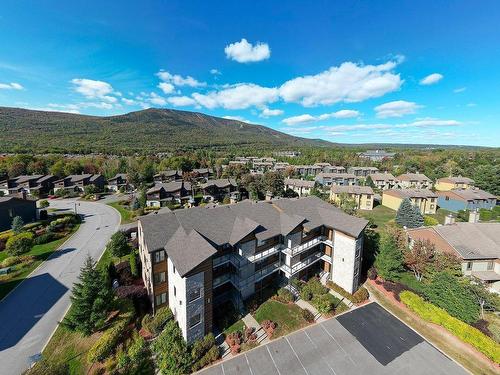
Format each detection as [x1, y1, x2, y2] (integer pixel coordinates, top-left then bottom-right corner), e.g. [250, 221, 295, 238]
[243, 313, 270, 344]
[295, 298, 325, 322]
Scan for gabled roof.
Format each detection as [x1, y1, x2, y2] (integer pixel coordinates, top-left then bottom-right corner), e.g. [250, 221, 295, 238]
[370, 172, 396, 181]
[316, 172, 356, 179]
[108, 173, 127, 181]
[331, 185, 374, 195]
[284, 178, 315, 188]
[396, 173, 432, 182]
[201, 178, 237, 189]
[154, 170, 181, 178]
[147, 181, 191, 194]
[437, 176, 474, 184]
[436, 188, 495, 202]
[384, 189, 437, 199]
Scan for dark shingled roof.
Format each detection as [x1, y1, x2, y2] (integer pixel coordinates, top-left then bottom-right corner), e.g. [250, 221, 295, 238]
[139, 196, 368, 276]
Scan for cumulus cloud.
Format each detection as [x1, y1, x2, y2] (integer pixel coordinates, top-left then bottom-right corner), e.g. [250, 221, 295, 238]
[210, 69, 221, 75]
[158, 82, 175, 94]
[322, 118, 461, 132]
[279, 60, 403, 106]
[224, 38, 271, 63]
[259, 107, 284, 118]
[191, 83, 278, 110]
[282, 109, 360, 125]
[419, 73, 443, 85]
[223, 115, 250, 123]
[167, 96, 197, 107]
[71, 78, 116, 102]
[374, 100, 421, 118]
[148, 92, 167, 106]
[157, 71, 205, 87]
[0, 82, 23, 90]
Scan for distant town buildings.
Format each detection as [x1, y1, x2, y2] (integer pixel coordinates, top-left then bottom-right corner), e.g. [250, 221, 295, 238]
[358, 149, 396, 161]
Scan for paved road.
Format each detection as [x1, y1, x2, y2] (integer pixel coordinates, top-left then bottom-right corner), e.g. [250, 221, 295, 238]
[0, 199, 120, 375]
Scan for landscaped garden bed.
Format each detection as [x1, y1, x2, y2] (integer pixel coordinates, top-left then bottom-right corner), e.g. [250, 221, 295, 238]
[253, 300, 309, 338]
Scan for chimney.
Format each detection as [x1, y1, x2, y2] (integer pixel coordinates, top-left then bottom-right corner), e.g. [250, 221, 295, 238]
[468, 210, 480, 223]
[444, 214, 455, 225]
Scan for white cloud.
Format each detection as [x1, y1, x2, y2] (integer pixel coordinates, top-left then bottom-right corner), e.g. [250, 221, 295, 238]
[223, 115, 250, 123]
[191, 83, 278, 110]
[466, 102, 477, 107]
[158, 82, 175, 94]
[167, 96, 197, 107]
[210, 69, 221, 75]
[148, 92, 167, 106]
[282, 109, 360, 125]
[279, 60, 403, 106]
[322, 118, 461, 133]
[157, 71, 205, 87]
[224, 38, 271, 63]
[259, 107, 283, 118]
[0, 82, 23, 90]
[419, 73, 443, 85]
[374, 100, 421, 118]
[410, 118, 460, 127]
[453, 87, 466, 93]
[122, 98, 137, 106]
[71, 78, 115, 99]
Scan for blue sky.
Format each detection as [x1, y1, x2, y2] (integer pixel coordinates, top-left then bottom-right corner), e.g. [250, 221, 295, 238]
[0, 1, 499, 147]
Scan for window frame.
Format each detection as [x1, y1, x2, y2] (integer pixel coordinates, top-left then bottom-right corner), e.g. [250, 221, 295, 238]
[189, 313, 202, 329]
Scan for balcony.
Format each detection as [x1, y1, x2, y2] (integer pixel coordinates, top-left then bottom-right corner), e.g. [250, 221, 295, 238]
[213, 253, 241, 268]
[212, 260, 280, 290]
[246, 244, 283, 262]
[321, 253, 332, 264]
[282, 236, 325, 257]
[280, 251, 322, 277]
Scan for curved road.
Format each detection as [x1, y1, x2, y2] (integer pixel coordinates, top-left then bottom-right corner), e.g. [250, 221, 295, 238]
[0, 199, 120, 375]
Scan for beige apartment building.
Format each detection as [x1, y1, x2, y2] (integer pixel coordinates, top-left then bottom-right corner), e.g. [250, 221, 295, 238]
[330, 185, 374, 210]
[382, 189, 438, 214]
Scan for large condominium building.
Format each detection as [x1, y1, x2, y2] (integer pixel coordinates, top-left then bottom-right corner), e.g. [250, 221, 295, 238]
[368, 172, 396, 190]
[138, 197, 368, 343]
[396, 173, 433, 189]
[330, 185, 374, 211]
[284, 178, 315, 197]
[435, 176, 475, 191]
[347, 167, 379, 177]
[436, 189, 497, 212]
[382, 189, 438, 214]
[315, 173, 358, 187]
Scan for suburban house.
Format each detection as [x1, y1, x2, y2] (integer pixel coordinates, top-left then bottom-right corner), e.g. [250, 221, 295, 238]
[274, 150, 301, 157]
[153, 170, 182, 183]
[294, 165, 323, 176]
[395, 172, 433, 189]
[368, 172, 397, 191]
[436, 189, 497, 212]
[0, 196, 37, 231]
[252, 161, 273, 173]
[138, 196, 368, 343]
[191, 168, 214, 180]
[330, 185, 374, 210]
[273, 162, 290, 173]
[107, 173, 131, 192]
[358, 149, 396, 161]
[201, 179, 237, 202]
[347, 167, 379, 177]
[407, 220, 500, 293]
[0, 175, 56, 197]
[323, 165, 346, 174]
[382, 189, 438, 214]
[435, 176, 475, 191]
[284, 178, 315, 197]
[315, 173, 358, 187]
[53, 174, 105, 193]
[146, 181, 192, 207]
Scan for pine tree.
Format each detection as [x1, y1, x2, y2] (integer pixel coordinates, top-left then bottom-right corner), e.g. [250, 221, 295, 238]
[63, 255, 113, 336]
[374, 231, 404, 281]
[11, 216, 24, 234]
[107, 231, 131, 258]
[396, 198, 424, 228]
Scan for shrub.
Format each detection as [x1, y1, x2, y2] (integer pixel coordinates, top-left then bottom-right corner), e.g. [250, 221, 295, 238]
[225, 331, 242, 347]
[274, 287, 294, 303]
[261, 320, 277, 338]
[39, 199, 50, 209]
[6, 232, 33, 256]
[244, 327, 257, 343]
[33, 232, 61, 245]
[423, 216, 439, 226]
[381, 280, 408, 301]
[191, 333, 220, 371]
[367, 267, 378, 280]
[326, 282, 368, 304]
[290, 278, 304, 291]
[11, 216, 24, 234]
[129, 252, 138, 277]
[1, 256, 21, 268]
[301, 308, 315, 323]
[300, 287, 313, 301]
[311, 293, 335, 314]
[106, 231, 131, 258]
[306, 277, 328, 295]
[352, 287, 369, 303]
[87, 319, 128, 363]
[400, 291, 500, 363]
[142, 307, 174, 335]
[28, 358, 69, 375]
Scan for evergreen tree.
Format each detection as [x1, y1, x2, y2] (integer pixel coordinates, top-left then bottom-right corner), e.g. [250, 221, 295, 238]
[396, 198, 424, 228]
[374, 231, 404, 281]
[63, 255, 113, 336]
[11, 216, 24, 234]
[106, 231, 131, 258]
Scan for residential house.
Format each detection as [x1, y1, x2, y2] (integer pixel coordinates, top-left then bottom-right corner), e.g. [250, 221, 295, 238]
[369, 172, 396, 190]
[53, 174, 105, 193]
[347, 167, 380, 177]
[396, 173, 433, 189]
[323, 166, 346, 174]
[107, 173, 131, 192]
[146, 181, 192, 207]
[435, 176, 475, 191]
[407, 221, 500, 293]
[382, 189, 438, 214]
[294, 165, 323, 176]
[274, 151, 301, 157]
[191, 168, 214, 180]
[153, 170, 182, 183]
[358, 149, 396, 161]
[138, 196, 368, 342]
[201, 179, 237, 201]
[0, 196, 37, 231]
[436, 189, 497, 212]
[252, 161, 273, 173]
[273, 162, 290, 173]
[330, 185, 374, 210]
[284, 178, 315, 197]
[315, 173, 358, 187]
[0, 175, 56, 197]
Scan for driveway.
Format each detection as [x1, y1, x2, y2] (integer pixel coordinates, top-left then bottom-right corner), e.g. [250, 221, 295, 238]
[199, 303, 468, 375]
[0, 199, 120, 375]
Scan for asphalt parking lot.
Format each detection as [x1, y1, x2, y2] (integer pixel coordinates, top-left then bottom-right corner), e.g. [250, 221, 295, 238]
[198, 302, 468, 375]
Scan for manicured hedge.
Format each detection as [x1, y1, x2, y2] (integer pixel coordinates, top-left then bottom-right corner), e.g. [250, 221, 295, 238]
[400, 291, 500, 363]
[87, 319, 128, 363]
[327, 281, 369, 304]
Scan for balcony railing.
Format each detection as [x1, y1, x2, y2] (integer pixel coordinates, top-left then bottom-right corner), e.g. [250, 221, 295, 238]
[212, 260, 281, 290]
[321, 253, 332, 264]
[246, 244, 283, 262]
[212, 253, 241, 268]
[280, 251, 322, 276]
[282, 236, 325, 257]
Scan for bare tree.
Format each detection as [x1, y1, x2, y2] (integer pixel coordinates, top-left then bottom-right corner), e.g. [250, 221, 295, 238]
[404, 239, 435, 281]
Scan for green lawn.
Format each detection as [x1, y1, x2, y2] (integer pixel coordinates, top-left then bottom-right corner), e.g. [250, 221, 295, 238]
[0, 225, 79, 301]
[358, 205, 396, 231]
[107, 201, 134, 224]
[254, 300, 309, 338]
[224, 319, 245, 335]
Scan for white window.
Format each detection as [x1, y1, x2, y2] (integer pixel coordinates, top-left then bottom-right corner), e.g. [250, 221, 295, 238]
[154, 272, 166, 285]
[155, 292, 167, 306]
[189, 313, 201, 328]
[188, 287, 201, 303]
[154, 250, 165, 263]
[487, 261, 494, 271]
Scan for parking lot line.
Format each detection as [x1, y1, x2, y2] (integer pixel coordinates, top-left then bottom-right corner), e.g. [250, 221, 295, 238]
[285, 336, 309, 375]
[303, 329, 337, 375]
[320, 321, 357, 367]
[266, 345, 282, 375]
